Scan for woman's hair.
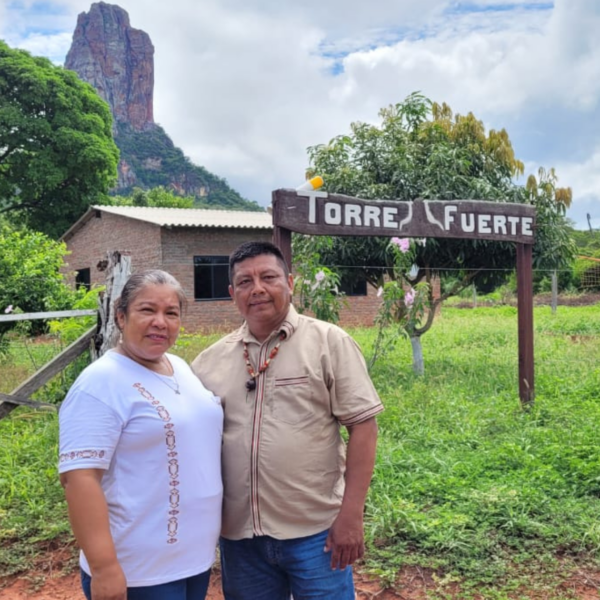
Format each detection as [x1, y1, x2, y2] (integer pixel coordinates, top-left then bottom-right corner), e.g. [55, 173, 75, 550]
[114, 270, 187, 328]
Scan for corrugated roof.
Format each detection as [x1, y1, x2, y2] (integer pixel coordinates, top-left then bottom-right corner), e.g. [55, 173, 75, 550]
[93, 205, 273, 229]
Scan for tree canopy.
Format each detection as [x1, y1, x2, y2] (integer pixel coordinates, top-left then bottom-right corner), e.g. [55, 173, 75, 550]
[0, 40, 119, 237]
[0, 219, 77, 347]
[101, 186, 196, 209]
[302, 93, 575, 303]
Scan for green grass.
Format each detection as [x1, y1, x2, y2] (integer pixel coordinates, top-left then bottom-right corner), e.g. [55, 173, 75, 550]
[355, 305, 600, 597]
[2, 305, 600, 597]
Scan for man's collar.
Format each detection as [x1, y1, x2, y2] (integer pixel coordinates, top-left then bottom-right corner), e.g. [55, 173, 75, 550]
[238, 305, 299, 344]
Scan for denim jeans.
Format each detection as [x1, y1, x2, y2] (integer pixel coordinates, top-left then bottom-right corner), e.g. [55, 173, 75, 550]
[220, 530, 355, 600]
[80, 568, 211, 600]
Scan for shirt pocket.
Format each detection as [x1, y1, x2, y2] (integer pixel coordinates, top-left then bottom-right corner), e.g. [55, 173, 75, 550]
[270, 375, 314, 425]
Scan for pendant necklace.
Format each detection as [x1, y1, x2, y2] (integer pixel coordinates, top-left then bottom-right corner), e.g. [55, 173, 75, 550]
[153, 368, 181, 395]
[152, 356, 180, 394]
[244, 332, 285, 391]
[119, 343, 181, 395]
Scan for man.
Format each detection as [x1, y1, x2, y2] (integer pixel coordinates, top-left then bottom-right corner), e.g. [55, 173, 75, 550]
[192, 241, 383, 600]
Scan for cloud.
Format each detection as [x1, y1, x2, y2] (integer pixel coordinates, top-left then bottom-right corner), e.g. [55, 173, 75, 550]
[2, 0, 599, 228]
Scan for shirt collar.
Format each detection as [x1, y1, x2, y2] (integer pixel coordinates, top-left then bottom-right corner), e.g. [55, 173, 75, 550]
[237, 304, 299, 344]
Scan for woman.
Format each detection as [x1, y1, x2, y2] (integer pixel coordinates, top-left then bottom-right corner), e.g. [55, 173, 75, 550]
[59, 270, 223, 600]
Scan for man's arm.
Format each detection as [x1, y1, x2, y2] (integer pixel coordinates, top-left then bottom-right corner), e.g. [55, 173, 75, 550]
[324, 416, 378, 570]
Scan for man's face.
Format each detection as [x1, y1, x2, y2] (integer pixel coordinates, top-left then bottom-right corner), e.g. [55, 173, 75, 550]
[229, 254, 294, 338]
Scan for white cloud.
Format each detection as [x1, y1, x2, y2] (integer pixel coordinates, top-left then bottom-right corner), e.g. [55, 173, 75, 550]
[2, 0, 599, 228]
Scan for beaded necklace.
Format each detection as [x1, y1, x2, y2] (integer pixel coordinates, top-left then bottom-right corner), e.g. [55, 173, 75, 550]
[244, 332, 285, 391]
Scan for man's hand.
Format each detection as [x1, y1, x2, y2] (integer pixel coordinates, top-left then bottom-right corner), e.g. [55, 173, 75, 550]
[324, 511, 365, 570]
[324, 417, 378, 570]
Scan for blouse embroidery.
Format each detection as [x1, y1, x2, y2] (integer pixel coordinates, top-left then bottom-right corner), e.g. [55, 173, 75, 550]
[133, 382, 181, 545]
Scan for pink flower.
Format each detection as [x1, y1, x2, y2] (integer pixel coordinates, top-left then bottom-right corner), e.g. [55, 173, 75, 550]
[391, 237, 410, 253]
[315, 270, 325, 282]
[404, 289, 415, 308]
[4, 305, 13, 314]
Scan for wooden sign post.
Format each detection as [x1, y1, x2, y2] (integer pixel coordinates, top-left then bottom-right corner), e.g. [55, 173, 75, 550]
[272, 189, 536, 405]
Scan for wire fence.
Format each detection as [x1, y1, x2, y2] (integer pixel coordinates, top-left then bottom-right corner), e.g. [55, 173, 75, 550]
[1, 266, 599, 404]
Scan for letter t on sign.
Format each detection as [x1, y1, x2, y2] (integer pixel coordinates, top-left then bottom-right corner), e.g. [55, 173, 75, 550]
[297, 190, 329, 224]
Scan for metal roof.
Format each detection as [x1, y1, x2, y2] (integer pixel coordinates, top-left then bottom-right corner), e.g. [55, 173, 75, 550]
[92, 205, 273, 229]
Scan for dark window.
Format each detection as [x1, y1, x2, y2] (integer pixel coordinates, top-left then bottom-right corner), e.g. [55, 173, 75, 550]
[194, 256, 230, 300]
[75, 268, 91, 291]
[339, 273, 367, 296]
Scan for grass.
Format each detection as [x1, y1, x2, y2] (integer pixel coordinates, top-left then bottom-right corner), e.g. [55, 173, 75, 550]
[2, 305, 600, 598]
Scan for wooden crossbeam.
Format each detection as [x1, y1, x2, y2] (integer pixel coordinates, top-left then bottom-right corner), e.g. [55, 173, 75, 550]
[0, 392, 55, 410]
[0, 309, 97, 323]
[0, 326, 95, 420]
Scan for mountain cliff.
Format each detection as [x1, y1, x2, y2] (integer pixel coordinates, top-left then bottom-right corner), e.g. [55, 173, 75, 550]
[65, 2, 259, 210]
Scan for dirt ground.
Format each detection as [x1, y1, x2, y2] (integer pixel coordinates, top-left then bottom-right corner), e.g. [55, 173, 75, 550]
[0, 566, 403, 600]
[1, 545, 600, 600]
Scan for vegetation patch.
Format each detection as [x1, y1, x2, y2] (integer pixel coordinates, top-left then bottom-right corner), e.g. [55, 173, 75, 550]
[2, 306, 600, 597]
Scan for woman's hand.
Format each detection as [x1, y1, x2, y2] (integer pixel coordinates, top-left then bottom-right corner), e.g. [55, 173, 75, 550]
[90, 562, 127, 600]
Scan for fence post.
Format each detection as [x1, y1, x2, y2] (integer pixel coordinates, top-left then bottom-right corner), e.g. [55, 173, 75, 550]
[516, 243, 535, 405]
[551, 271, 558, 315]
[92, 252, 131, 360]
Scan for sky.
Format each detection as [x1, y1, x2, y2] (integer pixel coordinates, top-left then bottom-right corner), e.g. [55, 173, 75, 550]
[1, 0, 599, 229]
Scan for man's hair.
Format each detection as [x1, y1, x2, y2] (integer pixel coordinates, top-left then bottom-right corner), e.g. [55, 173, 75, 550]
[229, 241, 289, 285]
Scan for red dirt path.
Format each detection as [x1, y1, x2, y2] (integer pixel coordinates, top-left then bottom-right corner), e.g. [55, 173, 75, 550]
[2, 549, 600, 600]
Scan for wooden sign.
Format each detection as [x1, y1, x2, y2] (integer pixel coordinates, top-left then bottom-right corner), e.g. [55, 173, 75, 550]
[272, 189, 536, 245]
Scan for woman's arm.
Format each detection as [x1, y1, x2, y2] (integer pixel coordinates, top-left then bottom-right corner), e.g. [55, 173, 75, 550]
[61, 469, 127, 600]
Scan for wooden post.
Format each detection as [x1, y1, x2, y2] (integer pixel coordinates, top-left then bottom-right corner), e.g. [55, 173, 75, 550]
[273, 226, 292, 270]
[271, 191, 293, 270]
[516, 243, 535, 405]
[92, 251, 132, 360]
[551, 271, 558, 314]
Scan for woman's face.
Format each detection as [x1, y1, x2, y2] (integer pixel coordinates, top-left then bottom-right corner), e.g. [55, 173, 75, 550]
[116, 283, 181, 367]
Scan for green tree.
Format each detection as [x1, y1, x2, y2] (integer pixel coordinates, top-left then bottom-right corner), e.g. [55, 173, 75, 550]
[0, 221, 78, 349]
[102, 186, 196, 208]
[301, 92, 575, 372]
[0, 40, 119, 237]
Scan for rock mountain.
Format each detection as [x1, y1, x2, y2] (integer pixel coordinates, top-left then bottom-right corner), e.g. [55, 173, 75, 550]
[65, 2, 259, 210]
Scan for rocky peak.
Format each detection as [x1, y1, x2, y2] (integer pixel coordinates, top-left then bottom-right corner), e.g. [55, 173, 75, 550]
[65, 2, 154, 131]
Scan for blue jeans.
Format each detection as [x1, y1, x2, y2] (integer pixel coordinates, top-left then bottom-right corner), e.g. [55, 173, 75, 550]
[220, 530, 355, 600]
[81, 568, 211, 600]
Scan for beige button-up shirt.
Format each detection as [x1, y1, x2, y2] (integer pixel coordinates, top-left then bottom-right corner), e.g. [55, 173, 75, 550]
[192, 305, 383, 540]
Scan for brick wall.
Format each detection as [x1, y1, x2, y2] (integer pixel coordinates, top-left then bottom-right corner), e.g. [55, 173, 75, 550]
[160, 227, 272, 332]
[63, 211, 162, 287]
[337, 284, 381, 328]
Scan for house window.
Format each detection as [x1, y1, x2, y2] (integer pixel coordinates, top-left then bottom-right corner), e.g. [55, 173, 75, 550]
[339, 273, 367, 297]
[75, 268, 91, 291]
[194, 256, 230, 300]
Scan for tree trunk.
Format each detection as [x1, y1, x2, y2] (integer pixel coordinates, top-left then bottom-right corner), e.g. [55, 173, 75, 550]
[551, 271, 558, 315]
[410, 336, 424, 376]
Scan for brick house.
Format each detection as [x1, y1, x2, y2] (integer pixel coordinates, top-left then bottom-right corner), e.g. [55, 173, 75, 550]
[61, 205, 382, 332]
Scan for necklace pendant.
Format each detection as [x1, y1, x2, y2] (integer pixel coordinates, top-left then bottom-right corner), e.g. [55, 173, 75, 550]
[175, 389, 180, 395]
[246, 378, 256, 391]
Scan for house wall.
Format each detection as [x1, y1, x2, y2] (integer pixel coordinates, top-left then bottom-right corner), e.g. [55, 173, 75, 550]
[64, 213, 437, 334]
[63, 211, 162, 287]
[160, 227, 272, 332]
